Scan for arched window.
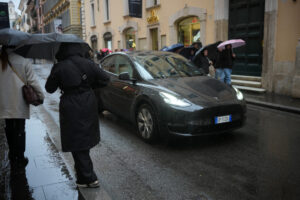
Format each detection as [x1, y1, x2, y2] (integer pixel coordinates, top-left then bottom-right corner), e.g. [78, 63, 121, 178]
[177, 17, 200, 46]
[103, 32, 112, 50]
[124, 28, 136, 50]
[91, 35, 98, 51]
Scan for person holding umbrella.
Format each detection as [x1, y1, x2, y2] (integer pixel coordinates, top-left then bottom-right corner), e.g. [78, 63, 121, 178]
[45, 43, 109, 188]
[192, 47, 212, 75]
[0, 29, 44, 168]
[217, 39, 245, 85]
[220, 44, 236, 85]
[0, 46, 44, 167]
[214, 47, 225, 81]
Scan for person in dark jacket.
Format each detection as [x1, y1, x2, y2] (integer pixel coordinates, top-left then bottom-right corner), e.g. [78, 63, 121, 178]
[192, 48, 212, 75]
[45, 43, 109, 188]
[220, 44, 236, 85]
[214, 47, 225, 82]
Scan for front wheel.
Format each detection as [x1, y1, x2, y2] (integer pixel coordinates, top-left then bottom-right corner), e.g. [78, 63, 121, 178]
[136, 104, 158, 143]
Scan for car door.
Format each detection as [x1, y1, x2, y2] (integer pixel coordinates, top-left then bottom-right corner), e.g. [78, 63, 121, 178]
[100, 55, 119, 112]
[110, 55, 139, 120]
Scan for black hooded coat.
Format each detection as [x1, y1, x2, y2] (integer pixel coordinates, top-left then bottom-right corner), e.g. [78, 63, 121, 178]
[192, 51, 210, 74]
[45, 44, 109, 152]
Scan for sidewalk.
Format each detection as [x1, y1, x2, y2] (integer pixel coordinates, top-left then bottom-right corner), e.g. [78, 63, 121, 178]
[0, 108, 84, 200]
[244, 91, 300, 114]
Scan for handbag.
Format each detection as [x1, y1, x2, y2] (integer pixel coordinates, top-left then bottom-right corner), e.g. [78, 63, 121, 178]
[8, 60, 43, 106]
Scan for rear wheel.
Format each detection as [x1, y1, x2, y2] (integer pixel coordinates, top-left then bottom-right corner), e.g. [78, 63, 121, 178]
[136, 104, 158, 143]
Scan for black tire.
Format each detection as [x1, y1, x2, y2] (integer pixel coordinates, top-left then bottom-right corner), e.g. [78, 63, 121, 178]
[136, 104, 158, 143]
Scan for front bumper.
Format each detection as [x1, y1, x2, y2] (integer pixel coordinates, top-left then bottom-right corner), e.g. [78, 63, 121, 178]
[158, 103, 246, 137]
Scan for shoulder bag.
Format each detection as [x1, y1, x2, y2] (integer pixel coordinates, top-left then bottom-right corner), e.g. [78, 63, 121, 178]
[7, 60, 43, 106]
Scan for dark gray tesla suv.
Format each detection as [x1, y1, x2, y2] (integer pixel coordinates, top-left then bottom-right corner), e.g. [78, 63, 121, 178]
[95, 51, 246, 143]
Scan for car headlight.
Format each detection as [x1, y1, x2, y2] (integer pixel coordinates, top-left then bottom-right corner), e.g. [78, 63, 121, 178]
[159, 92, 191, 107]
[233, 87, 244, 100]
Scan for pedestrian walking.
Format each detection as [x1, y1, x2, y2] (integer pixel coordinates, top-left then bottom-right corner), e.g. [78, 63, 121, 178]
[220, 44, 236, 85]
[217, 39, 245, 85]
[45, 43, 109, 188]
[0, 46, 44, 167]
[192, 48, 212, 75]
[214, 47, 225, 82]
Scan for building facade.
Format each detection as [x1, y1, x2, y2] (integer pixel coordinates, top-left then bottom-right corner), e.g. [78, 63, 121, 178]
[82, 0, 300, 97]
[7, 1, 19, 29]
[42, 0, 82, 37]
[18, 0, 30, 32]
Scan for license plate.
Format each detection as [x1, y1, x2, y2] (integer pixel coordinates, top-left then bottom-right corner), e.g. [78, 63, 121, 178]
[214, 115, 232, 124]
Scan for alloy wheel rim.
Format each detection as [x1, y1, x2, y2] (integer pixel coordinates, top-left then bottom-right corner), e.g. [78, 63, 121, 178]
[137, 108, 153, 139]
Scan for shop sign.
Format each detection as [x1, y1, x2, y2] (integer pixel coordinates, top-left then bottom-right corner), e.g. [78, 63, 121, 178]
[147, 10, 159, 24]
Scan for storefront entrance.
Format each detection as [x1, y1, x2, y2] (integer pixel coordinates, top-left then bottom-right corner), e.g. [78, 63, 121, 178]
[177, 17, 200, 46]
[124, 28, 136, 50]
[229, 0, 265, 76]
[150, 28, 158, 50]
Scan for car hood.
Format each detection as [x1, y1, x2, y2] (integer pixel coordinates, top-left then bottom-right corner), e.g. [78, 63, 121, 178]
[149, 76, 238, 106]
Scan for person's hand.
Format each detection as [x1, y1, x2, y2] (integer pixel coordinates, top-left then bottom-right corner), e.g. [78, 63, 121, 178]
[232, 53, 236, 58]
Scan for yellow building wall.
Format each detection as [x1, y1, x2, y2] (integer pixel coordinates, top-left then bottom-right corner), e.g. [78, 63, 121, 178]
[275, 0, 300, 62]
[84, 0, 215, 50]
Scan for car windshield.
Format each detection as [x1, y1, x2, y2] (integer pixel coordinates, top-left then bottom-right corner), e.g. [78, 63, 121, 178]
[134, 53, 204, 79]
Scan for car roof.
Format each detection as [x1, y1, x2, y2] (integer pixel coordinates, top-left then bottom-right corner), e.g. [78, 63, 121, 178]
[110, 50, 177, 58]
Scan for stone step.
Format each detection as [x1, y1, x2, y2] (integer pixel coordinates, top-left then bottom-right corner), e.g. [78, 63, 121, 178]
[234, 85, 266, 93]
[231, 75, 262, 82]
[232, 79, 262, 88]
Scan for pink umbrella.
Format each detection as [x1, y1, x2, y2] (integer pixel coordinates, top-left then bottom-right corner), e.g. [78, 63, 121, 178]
[101, 48, 112, 53]
[217, 39, 246, 50]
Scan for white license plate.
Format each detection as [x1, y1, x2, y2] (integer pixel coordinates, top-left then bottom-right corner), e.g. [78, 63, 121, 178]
[214, 115, 232, 124]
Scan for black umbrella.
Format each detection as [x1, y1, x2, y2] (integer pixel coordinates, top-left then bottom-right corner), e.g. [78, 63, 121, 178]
[194, 41, 222, 61]
[179, 46, 197, 60]
[14, 32, 91, 60]
[162, 43, 184, 52]
[0, 28, 31, 46]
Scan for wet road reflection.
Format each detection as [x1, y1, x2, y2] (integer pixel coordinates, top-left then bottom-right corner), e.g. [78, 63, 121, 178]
[91, 105, 300, 200]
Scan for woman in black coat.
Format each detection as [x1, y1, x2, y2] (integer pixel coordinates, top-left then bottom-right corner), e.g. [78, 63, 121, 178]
[45, 43, 109, 188]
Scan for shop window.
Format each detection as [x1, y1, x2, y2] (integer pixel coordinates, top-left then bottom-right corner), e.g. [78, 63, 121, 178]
[177, 17, 200, 46]
[125, 28, 136, 50]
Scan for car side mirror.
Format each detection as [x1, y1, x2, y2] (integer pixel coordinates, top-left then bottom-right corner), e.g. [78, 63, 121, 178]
[119, 72, 131, 80]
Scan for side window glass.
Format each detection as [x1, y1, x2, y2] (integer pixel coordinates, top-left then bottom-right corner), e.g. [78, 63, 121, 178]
[101, 56, 117, 74]
[115, 55, 133, 78]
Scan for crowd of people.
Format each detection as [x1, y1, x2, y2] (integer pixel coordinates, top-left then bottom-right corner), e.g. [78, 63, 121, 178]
[172, 41, 236, 86]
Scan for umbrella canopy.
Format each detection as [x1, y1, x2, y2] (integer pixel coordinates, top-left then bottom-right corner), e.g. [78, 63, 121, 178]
[162, 43, 184, 52]
[194, 41, 223, 61]
[217, 39, 245, 50]
[0, 28, 31, 46]
[179, 46, 197, 60]
[100, 48, 112, 53]
[14, 32, 91, 60]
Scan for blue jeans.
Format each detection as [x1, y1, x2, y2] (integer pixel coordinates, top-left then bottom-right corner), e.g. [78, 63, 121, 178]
[224, 68, 232, 85]
[216, 68, 225, 83]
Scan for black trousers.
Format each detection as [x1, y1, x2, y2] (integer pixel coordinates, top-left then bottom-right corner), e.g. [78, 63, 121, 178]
[71, 150, 97, 184]
[5, 119, 26, 159]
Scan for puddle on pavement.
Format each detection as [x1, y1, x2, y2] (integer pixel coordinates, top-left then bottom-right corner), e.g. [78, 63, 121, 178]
[0, 114, 79, 200]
